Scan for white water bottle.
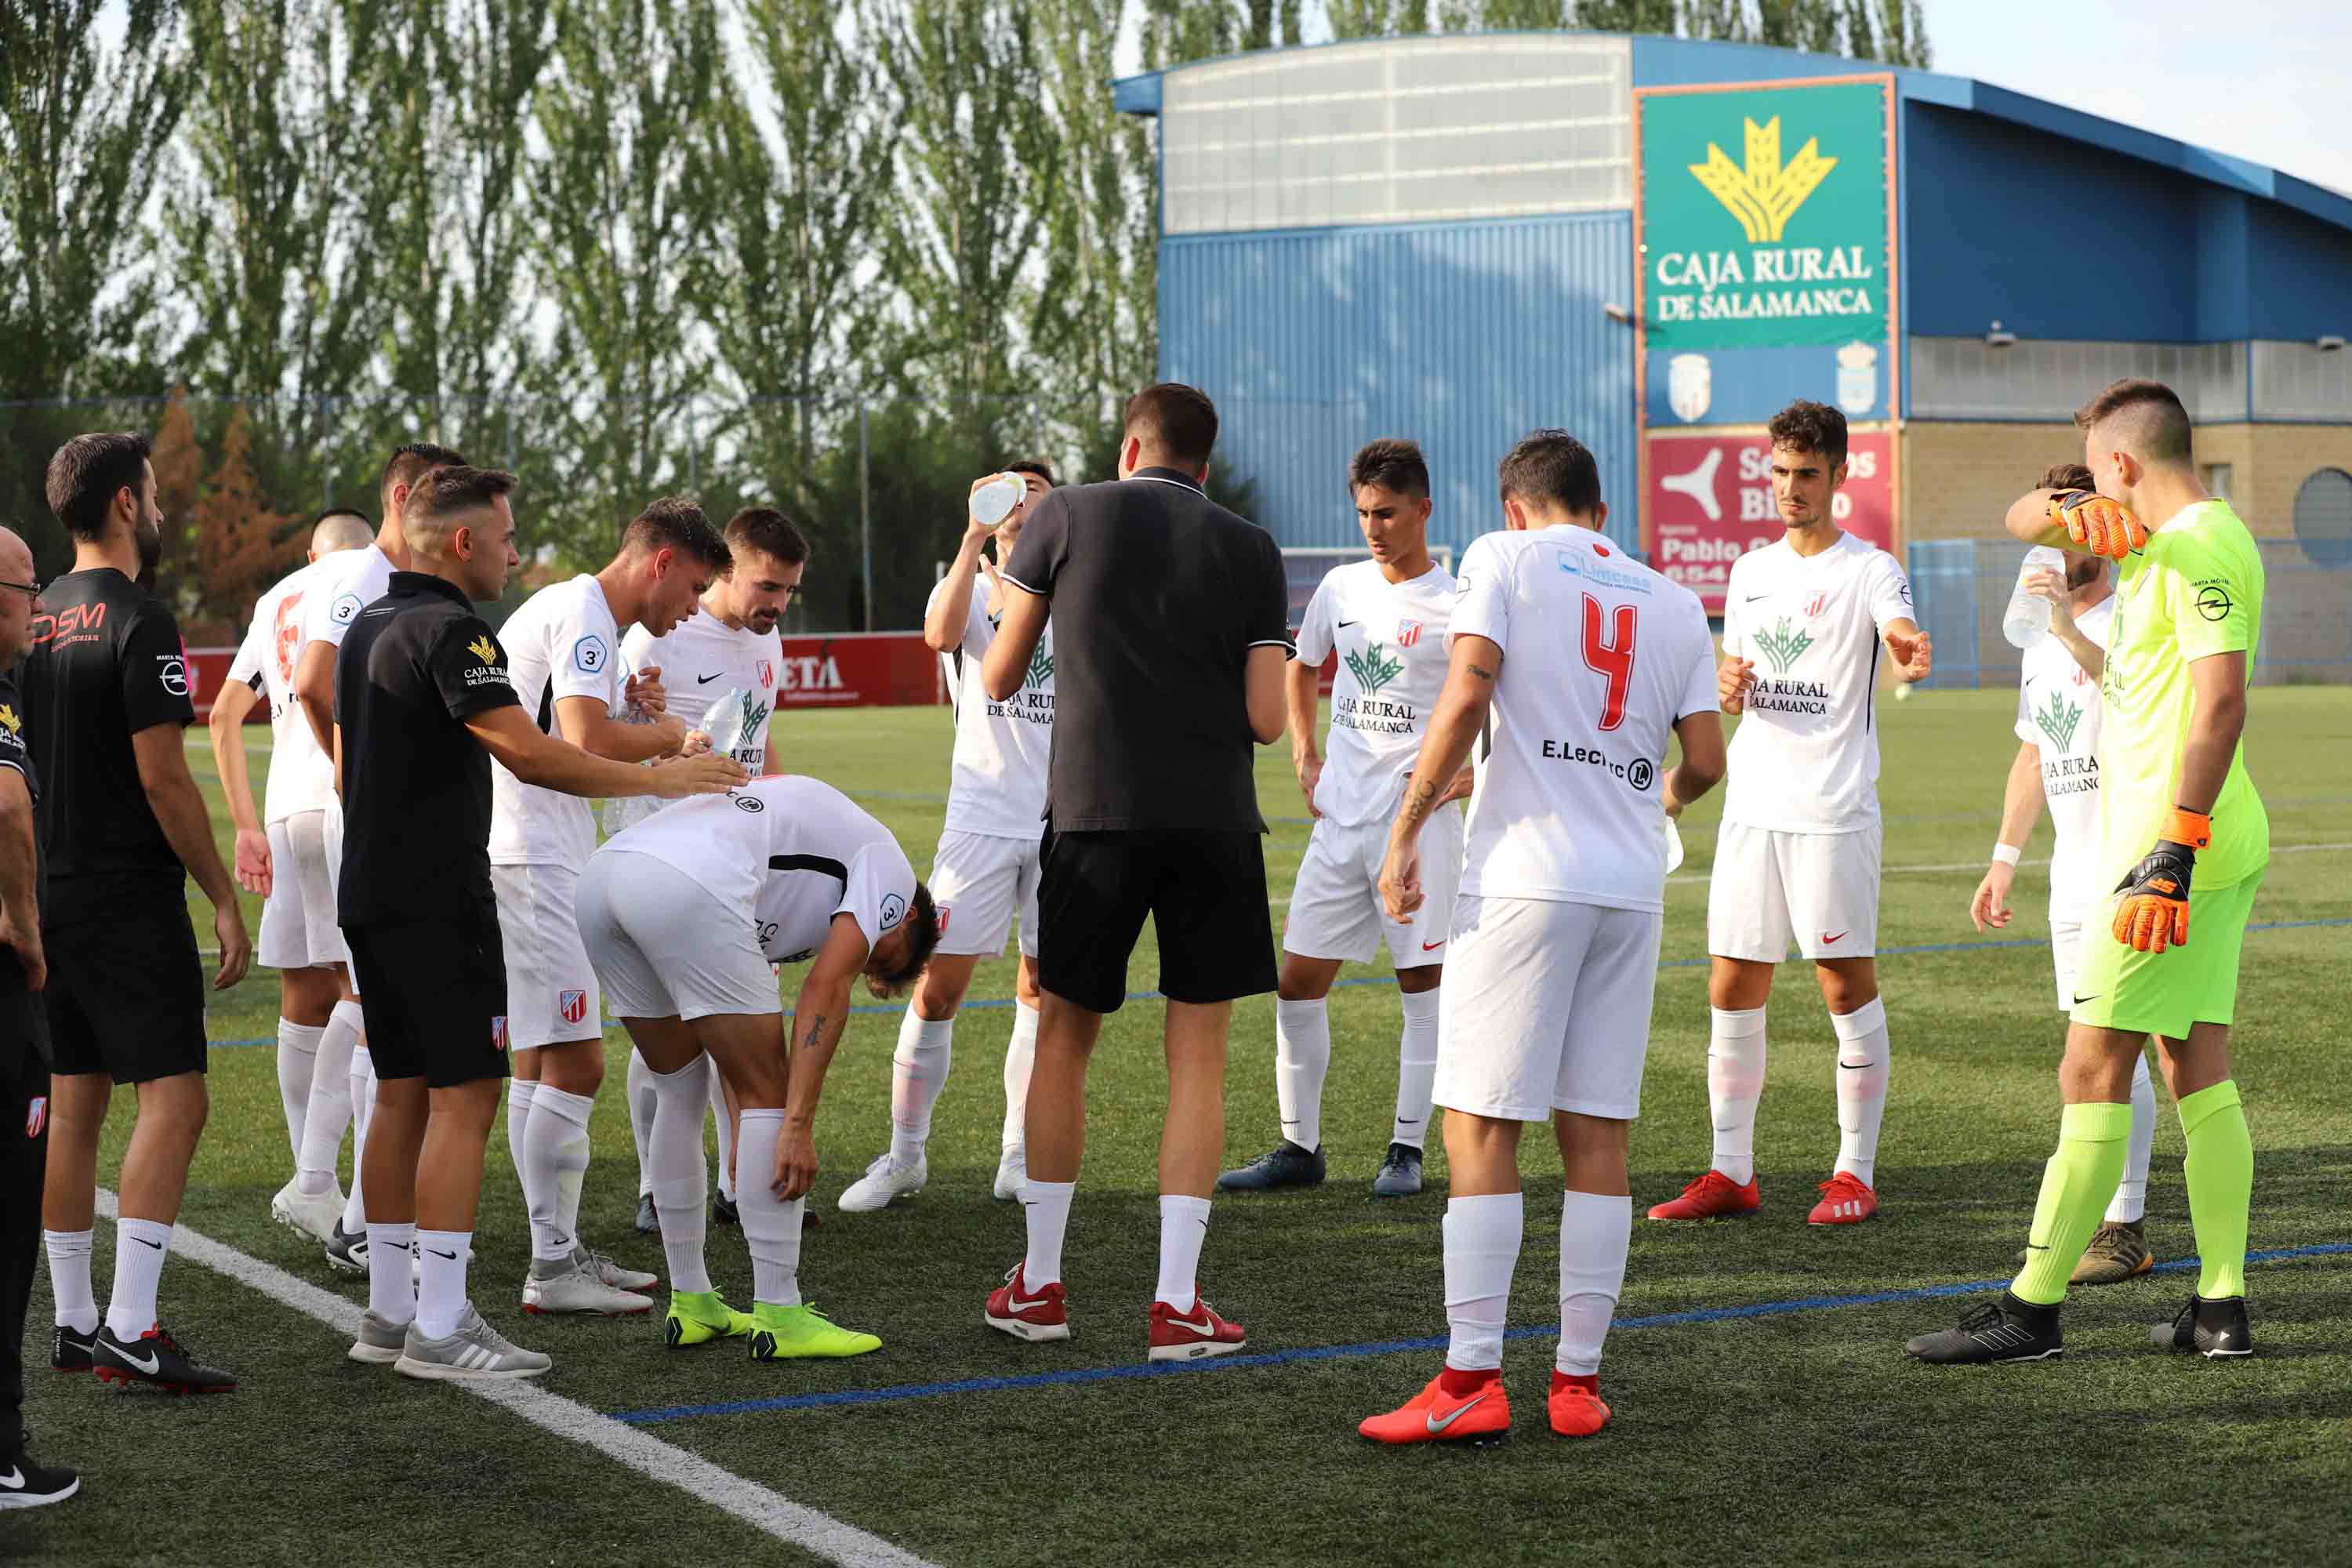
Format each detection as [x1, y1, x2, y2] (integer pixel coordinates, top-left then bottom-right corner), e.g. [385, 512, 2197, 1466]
[970, 473, 1025, 527]
[699, 686, 750, 757]
[2002, 546, 2067, 650]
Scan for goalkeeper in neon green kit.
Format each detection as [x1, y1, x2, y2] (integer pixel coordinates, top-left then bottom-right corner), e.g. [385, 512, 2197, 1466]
[1908, 377, 2267, 1364]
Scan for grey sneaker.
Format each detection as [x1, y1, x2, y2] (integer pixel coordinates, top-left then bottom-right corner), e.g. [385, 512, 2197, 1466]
[1370, 1142, 1425, 1197]
[347, 1310, 407, 1366]
[394, 1305, 551, 1381]
[576, 1244, 658, 1293]
[522, 1254, 653, 1316]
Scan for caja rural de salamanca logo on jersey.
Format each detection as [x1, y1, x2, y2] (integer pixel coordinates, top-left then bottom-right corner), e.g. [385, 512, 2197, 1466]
[1345, 642, 1405, 695]
[1755, 618, 1815, 674]
[2032, 690, 2084, 752]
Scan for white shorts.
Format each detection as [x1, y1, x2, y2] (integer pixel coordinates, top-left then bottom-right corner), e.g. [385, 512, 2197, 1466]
[1283, 806, 1462, 968]
[575, 850, 779, 1023]
[2049, 918, 2084, 1013]
[929, 830, 1040, 959]
[321, 800, 358, 994]
[491, 862, 603, 1050]
[1432, 895, 1661, 1123]
[1705, 820, 1882, 963]
[258, 810, 348, 971]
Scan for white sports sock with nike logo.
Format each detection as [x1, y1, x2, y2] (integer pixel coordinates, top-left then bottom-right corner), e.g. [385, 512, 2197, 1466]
[1708, 1007, 1768, 1185]
[648, 1055, 713, 1294]
[42, 1229, 97, 1335]
[1556, 1190, 1632, 1377]
[105, 1218, 172, 1340]
[1275, 997, 1330, 1152]
[366, 1221, 416, 1326]
[1020, 1178, 1075, 1289]
[524, 1086, 594, 1261]
[415, 1229, 473, 1339]
[1392, 989, 1441, 1150]
[1443, 1192, 1522, 1373]
[275, 1018, 324, 1163]
[1154, 1196, 1212, 1312]
[1831, 997, 1889, 1185]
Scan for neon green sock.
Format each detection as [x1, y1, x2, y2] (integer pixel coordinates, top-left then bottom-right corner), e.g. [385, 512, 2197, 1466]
[2179, 1080, 2253, 1300]
[2011, 1102, 2134, 1306]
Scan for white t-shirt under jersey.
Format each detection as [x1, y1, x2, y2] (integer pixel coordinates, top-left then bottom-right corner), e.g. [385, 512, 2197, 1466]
[1719, 532, 1915, 834]
[929, 568, 1054, 840]
[1293, 558, 1457, 827]
[604, 609, 785, 837]
[226, 557, 339, 822]
[488, 575, 622, 869]
[1450, 525, 1717, 914]
[2015, 596, 2113, 922]
[601, 775, 917, 964]
[298, 541, 397, 656]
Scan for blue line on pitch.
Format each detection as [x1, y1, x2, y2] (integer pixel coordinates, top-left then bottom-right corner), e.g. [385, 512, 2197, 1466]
[607, 1243, 2352, 1427]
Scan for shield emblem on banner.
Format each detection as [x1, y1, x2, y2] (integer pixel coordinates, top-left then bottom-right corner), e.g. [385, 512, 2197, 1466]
[559, 989, 587, 1026]
[1668, 354, 1713, 423]
[1396, 619, 1423, 648]
[1835, 341, 1878, 416]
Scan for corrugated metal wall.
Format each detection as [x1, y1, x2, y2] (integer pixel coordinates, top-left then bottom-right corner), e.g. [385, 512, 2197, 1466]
[1159, 212, 1639, 557]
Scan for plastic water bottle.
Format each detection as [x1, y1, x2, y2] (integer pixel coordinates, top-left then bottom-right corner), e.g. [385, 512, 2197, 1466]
[1662, 815, 1686, 875]
[2002, 545, 2067, 650]
[699, 686, 750, 757]
[970, 473, 1025, 527]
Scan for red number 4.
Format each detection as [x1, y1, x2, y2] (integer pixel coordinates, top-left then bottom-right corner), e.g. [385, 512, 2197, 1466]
[1581, 594, 1639, 731]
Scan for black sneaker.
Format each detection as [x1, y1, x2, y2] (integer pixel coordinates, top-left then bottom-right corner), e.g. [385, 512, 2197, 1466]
[324, 1218, 370, 1276]
[49, 1323, 97, 1374]
[92, 1324, 238, 1394]
[1217, 1140, 1326, 1192]
[635, 1192, 660, 1235]
[1904, 1293, 2063, 1365]
[712, 1190, 740, 1227]
[1370, 1142, 1425, 1197]
[0, 1439, 79, 1510]
[2151, 1294, 2253, 1359]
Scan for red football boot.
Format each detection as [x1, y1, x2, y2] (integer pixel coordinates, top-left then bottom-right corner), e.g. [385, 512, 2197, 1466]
[1807, 1171, 1878, 1225]
[1645, 1169, 1762, 1221]
[1548, 1373, 1611, 1438]
[1359, 1372, 1512, 1446]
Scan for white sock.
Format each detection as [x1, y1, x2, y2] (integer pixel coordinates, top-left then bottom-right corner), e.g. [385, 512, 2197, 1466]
[1443, 1192, 1523, 1372]
[415, 1229, 473, 1339]
[734, 1110, 803, 1306]
[1274, 996, 1330, 1152]
[341, 1045, 375, 1233]
[43, 1229, 98, 1334]
[366, 1221, 416, 1326]
[1556, 1190, 1632, 1377]
[525, 1086, 594, 1261]
[1708, 1006, 1768, 1185]
[105, 1218, 173, 1339]
[2107, 1051, 2158, 1224]
[275, 1018, 324, 1163]
[1831, 998, 1890, 1186]
[1393, 988, 1441, 1150]
[1021, 1178, 1075, 1289]
[628, 1047, 657, 1200]
[506, 1077, 538, 1207]
[891, 1010, 955, 1163]
[1155, 1195, 1212, 1311]
[710, 1066, 736, 1203]
[648, 1056, 714, 1294]
[1002, 1001, 1039, 1152]
[298, 1003, 362, 1196]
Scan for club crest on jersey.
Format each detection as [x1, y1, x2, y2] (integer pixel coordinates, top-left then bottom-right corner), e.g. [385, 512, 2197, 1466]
[757, 659, 773, 688]
[1395, 619, 1423, 648]
[492, 1016, 510, 1052]
[558, 989, 588, 1026]
[25, 1094, 44, 1138]
[935, 906, 952, 937]
[1802, 591, 1827, 618]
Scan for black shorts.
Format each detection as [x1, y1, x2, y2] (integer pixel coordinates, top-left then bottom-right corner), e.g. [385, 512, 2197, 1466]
[1036, 828, 1279, 1014]
[43, 873, 207, 1084]
[346, 900, 510, 1089]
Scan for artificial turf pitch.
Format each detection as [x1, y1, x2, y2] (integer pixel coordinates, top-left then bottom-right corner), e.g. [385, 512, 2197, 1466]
[16, 688, 2351, 1567]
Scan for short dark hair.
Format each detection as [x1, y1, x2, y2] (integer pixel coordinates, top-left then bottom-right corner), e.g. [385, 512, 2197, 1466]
[404, 465, 519, 530]
[1497, 430, 1602, 516]
[1349, 438, 1429, 501]
[381, 442, 469, 508]
[1767, 400, 1848, 466]
[622, 495, 729, 571]
[873, 884, 942, 996]
[1004, 459, 1058, 487]
[309, 506, 374, 530]
[723, 507, 808, 567]
[2038, 462, 2096, 493]
[1123, 383, 1219, 470]
[2074, 378, 2194, 466]
[45, 431, 153, 542]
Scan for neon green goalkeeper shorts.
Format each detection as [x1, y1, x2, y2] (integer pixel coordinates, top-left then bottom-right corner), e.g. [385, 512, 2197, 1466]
[2069, 871, 2264, 1040]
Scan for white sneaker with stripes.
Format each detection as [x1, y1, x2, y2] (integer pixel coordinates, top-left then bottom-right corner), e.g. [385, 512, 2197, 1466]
[394, 1305, 552, 1381]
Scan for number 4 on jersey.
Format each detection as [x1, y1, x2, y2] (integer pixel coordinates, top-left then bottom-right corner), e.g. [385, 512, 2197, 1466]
[1579, 594, 1638, 731]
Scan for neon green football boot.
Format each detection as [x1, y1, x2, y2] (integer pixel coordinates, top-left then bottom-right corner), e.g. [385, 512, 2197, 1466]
[665, 1290, 756, 1348]
[747, 1301, 881, 1360]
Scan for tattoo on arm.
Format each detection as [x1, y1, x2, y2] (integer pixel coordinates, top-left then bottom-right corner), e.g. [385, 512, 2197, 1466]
[1466, 663, 1496, 683]
[800, 1012, 829, 1051]
[1399, 776, 1439, 829]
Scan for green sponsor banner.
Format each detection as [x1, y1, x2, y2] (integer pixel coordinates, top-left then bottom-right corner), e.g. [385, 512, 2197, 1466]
[1640, 81, 1890, 350]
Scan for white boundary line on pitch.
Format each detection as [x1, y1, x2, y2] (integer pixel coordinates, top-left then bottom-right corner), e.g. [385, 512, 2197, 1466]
[92, 1189, 941, 1568]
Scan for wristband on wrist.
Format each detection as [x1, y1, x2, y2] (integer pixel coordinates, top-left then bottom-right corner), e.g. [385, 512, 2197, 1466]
[2163, 806, 2213, 850]
[1991, 843, 2023, 866]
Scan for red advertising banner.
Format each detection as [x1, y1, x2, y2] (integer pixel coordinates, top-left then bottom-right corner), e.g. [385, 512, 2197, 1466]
[1644, 429, 1893, 614]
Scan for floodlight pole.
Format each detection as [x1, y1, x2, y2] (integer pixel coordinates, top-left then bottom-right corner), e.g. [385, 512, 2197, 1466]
[859, 397, 873, 632]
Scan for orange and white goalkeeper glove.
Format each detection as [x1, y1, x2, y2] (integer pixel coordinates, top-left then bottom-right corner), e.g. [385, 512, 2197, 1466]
[2047, 490, 2147, 561]
[2111, 808, 2212, 953]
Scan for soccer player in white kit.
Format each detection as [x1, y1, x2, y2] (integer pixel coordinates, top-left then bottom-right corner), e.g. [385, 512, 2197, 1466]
[1220, 439, 1469, 1199]
[612, 508, 805, 1236]
[1648, 401, 1933, 1229]
[1967, 461, 2155, 1285]
[840, 462, 1055, 1212]
[489, 496, 730, 1314]
[1362, 430, 1724, 1445]
[208, 510, 377, 1246]
[577, 775, 939, 1358]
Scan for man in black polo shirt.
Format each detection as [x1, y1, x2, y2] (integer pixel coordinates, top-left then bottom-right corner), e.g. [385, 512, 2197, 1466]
[335, 465, 742, 1381]
[978, 383, 1290, 1361]
[28, 432, 251, 1395]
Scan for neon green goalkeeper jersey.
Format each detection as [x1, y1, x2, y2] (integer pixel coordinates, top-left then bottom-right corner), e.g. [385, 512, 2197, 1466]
[2096, 498, 2269, 890]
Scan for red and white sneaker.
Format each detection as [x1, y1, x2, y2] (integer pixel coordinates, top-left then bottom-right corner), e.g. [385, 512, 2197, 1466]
[1359, 1372, 1511, 1446]
[1548, 1375, 1611, 1438]
[1646, 1169, 1762, 1221]
[1807, 1171, 1878, 1225]
[983, 1264, 1070, 1342]
[1146, 1296, 1245, 1362]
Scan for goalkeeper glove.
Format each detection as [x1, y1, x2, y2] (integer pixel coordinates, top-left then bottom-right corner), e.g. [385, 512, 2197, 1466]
[2111, 808, 2212, 953]
[2047, 489, 2147, 561]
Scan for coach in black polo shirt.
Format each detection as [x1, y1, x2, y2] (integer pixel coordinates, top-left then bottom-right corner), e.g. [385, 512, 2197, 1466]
[978, 383, 1289, 1360]
[335, 465, 742, 1381]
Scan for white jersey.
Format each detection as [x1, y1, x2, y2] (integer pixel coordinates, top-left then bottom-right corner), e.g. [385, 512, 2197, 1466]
[601, 775, 918, 964]
[2016, 596, 2113, 920]
[488, 575, 622, 869]
[1293, 559, 1457, 826]
[1719, 532, 1915, 834]
[604, 609, 785, 837]
[930, 568, 1054, 840]
[298, 541, 397, 655]
[1450, 525, 1717, 913]
[226, 557, 339, 822]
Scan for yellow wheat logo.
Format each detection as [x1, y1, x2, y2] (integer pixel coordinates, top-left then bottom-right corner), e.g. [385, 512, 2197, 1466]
[0, 705, 17, 735]
[1689, 116, 1837, 243]
[467, 635, 499, 665]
